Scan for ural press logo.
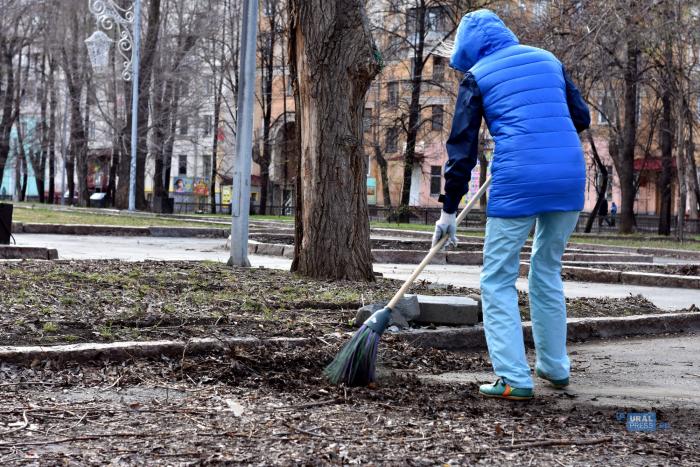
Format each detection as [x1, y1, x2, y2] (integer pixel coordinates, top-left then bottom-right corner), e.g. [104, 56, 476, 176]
[615, 411, 670, 432]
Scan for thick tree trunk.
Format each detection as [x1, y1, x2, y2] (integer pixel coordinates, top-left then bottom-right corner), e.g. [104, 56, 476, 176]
[288, 0, 379, 281]
[398, 0, 427, 221]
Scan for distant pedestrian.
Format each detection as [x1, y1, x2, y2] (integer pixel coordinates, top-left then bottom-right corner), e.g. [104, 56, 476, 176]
[610, 202, 617, 227]
[598, 199, 609, 229]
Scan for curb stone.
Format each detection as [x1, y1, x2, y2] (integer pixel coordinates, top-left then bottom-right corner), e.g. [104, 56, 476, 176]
[0, 246, 58, 260]
[0, 337, 311, 366]
[1, 313, 698, 367]
[394, 312, 700, 351]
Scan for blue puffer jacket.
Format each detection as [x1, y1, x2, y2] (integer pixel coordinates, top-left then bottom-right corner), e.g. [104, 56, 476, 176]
[448, 10, 587, 218]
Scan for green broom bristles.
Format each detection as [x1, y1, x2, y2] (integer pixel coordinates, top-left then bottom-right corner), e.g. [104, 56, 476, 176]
[324, 306, 392, 386]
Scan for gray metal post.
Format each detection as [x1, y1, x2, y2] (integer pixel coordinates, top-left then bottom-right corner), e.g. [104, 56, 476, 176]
[229, 0, 258, 267]
[60, 91, 69, 205]
[128, 0, 142, 212]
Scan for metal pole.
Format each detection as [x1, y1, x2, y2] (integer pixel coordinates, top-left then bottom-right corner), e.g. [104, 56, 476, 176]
[128, 0, 142, 212]
[60, 90, 69, 205]
[229, 0, 258, 267]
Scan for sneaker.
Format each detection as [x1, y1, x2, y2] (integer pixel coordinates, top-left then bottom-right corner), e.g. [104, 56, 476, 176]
[479, 378, 534, 401]
[535, 368, 569, 389]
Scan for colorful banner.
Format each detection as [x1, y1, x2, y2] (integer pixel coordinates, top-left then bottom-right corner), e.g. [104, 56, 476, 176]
[221, 185, 232, 205]
[172, 177, 209, 195]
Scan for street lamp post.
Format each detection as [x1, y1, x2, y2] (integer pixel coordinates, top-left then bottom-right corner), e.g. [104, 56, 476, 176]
[229, 0, 258, 267]
[85, 0, 142, 212]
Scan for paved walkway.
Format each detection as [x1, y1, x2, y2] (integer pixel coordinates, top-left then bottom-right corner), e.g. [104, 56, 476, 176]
[418, 334, 700, 410]
[13, 233, 700, 311]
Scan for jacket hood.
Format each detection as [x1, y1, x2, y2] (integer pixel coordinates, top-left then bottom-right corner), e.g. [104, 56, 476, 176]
[450, 9, 519, 72]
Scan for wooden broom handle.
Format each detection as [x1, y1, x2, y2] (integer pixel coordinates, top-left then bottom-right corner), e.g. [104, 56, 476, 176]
[386, 176, 492, 310]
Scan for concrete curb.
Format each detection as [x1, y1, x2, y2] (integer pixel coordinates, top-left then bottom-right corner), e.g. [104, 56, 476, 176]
[0, 245, 58, 260]
[0, 336, 311, 366]
[394, 312, 700, 351]
[519, 263, 700, 289]
[2, 313, 698, 367]
[11, 223, 228, 238]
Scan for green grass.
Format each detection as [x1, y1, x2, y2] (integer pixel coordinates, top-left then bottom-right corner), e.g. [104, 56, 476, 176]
[11, 204, 226, 228]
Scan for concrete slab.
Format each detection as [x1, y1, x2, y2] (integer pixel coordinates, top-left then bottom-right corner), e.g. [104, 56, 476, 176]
[414, 334, 700, 410]
[354, 295, 420, 329]
[412, 294, 480, 325]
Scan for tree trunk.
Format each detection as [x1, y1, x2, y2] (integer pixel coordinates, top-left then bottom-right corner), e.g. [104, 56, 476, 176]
[616, 35, 640, 234]
[398, 0, 426, 221]
[0, 50, 19, 186]
[210, 75, 224, 214]
[657, 38, 674, 236]
[374, 144, 391, 208]
[256, 14, 277, 216]
[584, 131, 608, 233]
[48, 60, 57, 204]
[675, 113, 687, 241]
[288, 0, 379, 281]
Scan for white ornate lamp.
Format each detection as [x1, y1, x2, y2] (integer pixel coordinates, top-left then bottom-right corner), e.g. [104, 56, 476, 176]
[84, 30, 113, 70]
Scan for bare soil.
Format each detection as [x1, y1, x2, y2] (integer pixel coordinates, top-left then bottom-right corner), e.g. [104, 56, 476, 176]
[0, 339, 697, 465]
[0, 260, 684, 346]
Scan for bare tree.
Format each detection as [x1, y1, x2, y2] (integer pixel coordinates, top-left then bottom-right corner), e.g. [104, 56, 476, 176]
[288, 0, 380, 280]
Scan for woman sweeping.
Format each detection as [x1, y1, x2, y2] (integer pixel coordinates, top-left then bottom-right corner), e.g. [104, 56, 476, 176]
[433, 9, 591, 400]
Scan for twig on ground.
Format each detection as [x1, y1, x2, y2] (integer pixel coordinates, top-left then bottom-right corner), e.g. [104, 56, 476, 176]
[0, 411, 29, 436]
[504, 436, 613, 450]
[284, 422, 326, 438]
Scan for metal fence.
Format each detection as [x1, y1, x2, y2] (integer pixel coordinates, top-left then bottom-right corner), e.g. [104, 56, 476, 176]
[574, 212, 700, 235]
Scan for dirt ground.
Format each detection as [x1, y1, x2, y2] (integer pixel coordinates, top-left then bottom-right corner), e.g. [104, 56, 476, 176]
[1, 338, 697, 466]
[0, 260, 680, 346]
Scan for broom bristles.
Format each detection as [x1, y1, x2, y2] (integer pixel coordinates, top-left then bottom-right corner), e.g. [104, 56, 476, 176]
[324, 324, 381, 386]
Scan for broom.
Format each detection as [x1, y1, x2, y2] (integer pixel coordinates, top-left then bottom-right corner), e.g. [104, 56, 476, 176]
[324, 176, 492, 386]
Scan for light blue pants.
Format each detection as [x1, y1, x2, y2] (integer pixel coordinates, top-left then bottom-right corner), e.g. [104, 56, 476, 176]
[480, 211, 580, 389]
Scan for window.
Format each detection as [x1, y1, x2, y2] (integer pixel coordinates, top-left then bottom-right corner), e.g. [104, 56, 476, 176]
[179, 116, 188, 135]
[430, 166, 442, 196]
[178, 154, 188, 176]
[203, 154, 212, 177]
[202, 115, 212, 136]
[597, 93, 614, 126]
[432, 56, 445, 82]
[385, 127, 399, 153]
[89, 122, 96, 140]
[406, 7, 447, 35]
[387, 81, 399, 107]
[363, 107, 372, 131]
[431, 105, 444, 131]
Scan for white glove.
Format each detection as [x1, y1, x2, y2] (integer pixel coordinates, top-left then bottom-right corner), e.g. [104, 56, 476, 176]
[432, 211, 458, 249]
